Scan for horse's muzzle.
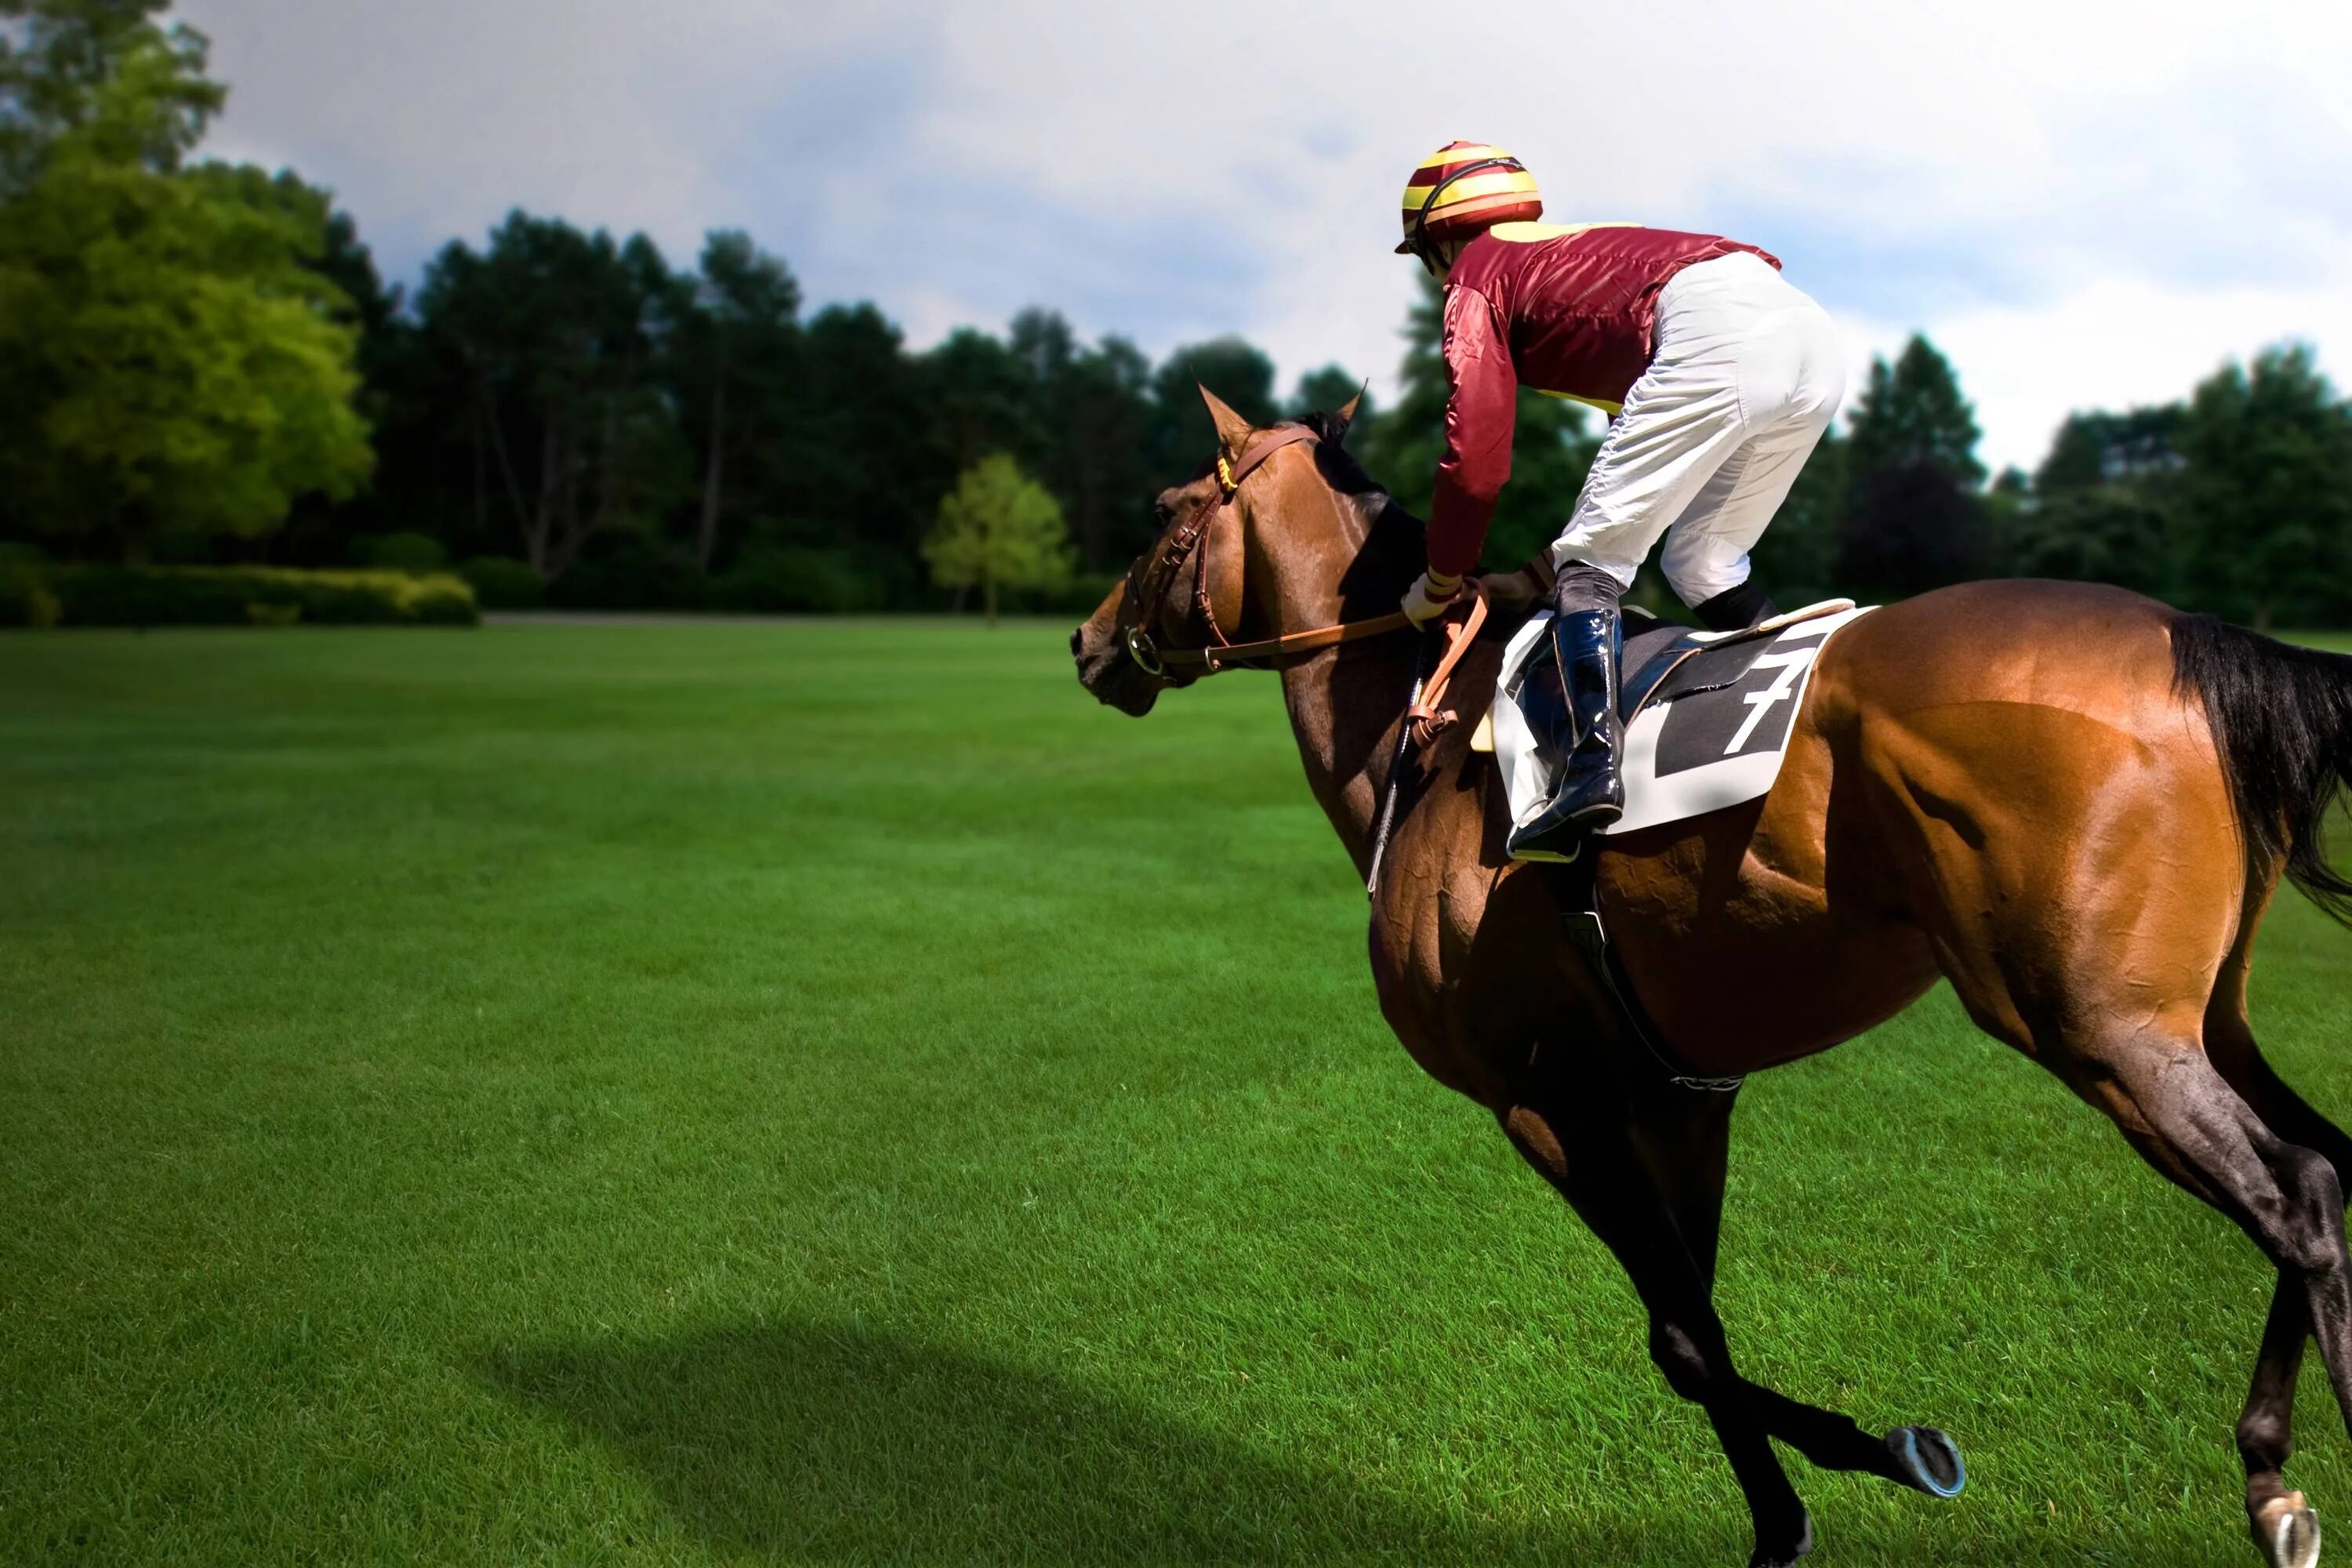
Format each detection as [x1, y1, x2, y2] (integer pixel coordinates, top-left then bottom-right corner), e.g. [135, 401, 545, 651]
[1071, 619, 1162, 716]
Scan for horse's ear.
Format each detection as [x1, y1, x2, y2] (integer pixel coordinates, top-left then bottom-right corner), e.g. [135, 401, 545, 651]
[1197, 383, 1254, 453]
[1333, 384, 1367, 445]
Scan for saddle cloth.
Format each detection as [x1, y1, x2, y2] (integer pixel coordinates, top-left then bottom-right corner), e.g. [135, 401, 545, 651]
[1475, 599, 1875, 837]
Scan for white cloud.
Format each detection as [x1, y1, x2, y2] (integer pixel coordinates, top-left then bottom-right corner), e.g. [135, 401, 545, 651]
[1853, 276, 2352, 474]
[180, 0, 2352, 474]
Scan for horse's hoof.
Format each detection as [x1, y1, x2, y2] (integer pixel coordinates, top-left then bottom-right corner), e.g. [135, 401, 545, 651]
[2254, 1491, 2320, 1568]
[1887, 1425, 1966, 1498]
[1747, 1508, 1814, 1567]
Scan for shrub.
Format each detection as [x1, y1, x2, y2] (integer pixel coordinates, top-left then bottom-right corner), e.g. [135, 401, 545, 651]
[548, 539, 709, 611]
[0, 557, 62, 627]
[713, 545, 885, 614]
[459, 556, 546, 610]
[20, 565, 479, 627]
[354, 532, 452, 574]
[1007, 570, 1122, 617]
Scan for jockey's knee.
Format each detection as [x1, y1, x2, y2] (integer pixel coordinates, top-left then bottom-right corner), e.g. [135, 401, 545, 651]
[1663, 548, 1751, 611]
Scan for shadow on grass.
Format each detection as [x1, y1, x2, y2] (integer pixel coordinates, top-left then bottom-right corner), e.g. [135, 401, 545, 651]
[480, 1316, 1726, 1565]
[481, 1317, 2252, 1566]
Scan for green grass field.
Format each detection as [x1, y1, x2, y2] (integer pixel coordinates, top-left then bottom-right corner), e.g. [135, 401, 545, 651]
[5, 619, 2352, 1566]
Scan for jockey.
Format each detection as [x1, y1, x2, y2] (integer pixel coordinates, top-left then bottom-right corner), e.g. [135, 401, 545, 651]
[1394, 141, 1845, 861]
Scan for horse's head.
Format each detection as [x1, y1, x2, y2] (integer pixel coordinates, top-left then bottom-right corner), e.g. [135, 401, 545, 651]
[1072, 383, 1378, 715]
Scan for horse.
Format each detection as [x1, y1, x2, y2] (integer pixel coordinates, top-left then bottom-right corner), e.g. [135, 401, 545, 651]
[1069, 386, 2352, 1568]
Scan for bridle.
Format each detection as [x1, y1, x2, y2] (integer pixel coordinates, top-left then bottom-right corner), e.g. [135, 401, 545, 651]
[1117, 423, 1487, 751]
[1120, 425, 1414, 678]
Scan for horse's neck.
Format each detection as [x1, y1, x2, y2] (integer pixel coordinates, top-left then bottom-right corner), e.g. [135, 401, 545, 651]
[1279, 661, 1394, 880]
[1270, 586, 1420, 884]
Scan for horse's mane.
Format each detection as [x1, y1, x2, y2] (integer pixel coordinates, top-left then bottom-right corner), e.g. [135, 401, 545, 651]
[1175, 411, 1425, 616]
[1281, 411, 1427, 615]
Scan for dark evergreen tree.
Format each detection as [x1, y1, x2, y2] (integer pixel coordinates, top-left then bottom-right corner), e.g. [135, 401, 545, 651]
[1011, 312, 1152, 568]
[1755, 427, 1849, 605]
[2176, 345, 2352, 630]
[1288, 363, 1370, 423]
[405, 212, 690, 583]
[1142, 336, 1278, 492]
[1838, 335, 1990, 597]
[1993, 406, 2187, 597]
[667, 230, 800, 572]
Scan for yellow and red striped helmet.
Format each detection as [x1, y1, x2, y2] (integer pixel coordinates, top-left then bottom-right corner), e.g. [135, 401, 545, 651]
[1396, 141, 1543, 255]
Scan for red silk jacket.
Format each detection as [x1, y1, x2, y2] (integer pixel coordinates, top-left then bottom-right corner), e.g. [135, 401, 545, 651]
[1428, 223, 1779, 577]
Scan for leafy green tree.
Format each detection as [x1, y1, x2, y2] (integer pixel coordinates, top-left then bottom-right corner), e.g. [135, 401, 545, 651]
[0, 0, 218, 198]
[1838, 334, 1989, 596]
[0, 10, 370, 556]
[923, 454, 1072, 623]
[2176, 345, 2352, 630]
[1992, 406, 2187, 597]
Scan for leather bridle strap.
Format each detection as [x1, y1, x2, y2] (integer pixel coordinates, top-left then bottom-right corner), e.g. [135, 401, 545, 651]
[1135, 423, 1479, 691]
[1154, 607, 1415, 671]
[1214, 423, 1319, 498]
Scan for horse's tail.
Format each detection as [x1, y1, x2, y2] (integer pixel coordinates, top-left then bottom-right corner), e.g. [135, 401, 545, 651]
[2172, 612, 2352, 925]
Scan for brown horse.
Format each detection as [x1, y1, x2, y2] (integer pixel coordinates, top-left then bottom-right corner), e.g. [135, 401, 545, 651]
[1071, 387, 2352, 1568]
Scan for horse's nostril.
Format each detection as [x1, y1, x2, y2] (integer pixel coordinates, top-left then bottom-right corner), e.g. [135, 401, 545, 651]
[1069, 628, 1084, 659]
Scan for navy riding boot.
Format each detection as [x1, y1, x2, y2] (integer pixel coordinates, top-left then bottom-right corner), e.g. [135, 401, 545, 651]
[1506, 573, 1625, 862]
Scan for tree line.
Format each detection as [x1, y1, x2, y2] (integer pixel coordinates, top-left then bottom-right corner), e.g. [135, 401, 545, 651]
[8, 0, 2352, 627]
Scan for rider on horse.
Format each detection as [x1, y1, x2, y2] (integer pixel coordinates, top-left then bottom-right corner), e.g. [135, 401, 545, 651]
[1393, 141, 1846, 861]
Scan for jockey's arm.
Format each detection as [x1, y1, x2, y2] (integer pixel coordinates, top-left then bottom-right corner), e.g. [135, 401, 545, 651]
[1403, 285, 1518, 624]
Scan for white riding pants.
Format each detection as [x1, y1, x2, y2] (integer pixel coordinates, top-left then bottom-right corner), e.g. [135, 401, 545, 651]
[1549, 251, 1845, 606]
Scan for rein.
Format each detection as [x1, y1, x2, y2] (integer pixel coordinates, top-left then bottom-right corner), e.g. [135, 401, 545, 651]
[1120, 427, 1486, 744]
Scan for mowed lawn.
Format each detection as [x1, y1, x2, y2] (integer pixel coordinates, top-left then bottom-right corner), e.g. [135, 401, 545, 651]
[6, 620, 2352, 1567]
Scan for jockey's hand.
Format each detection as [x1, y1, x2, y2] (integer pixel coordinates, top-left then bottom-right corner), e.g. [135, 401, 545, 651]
[1401, 568, 1463, 627]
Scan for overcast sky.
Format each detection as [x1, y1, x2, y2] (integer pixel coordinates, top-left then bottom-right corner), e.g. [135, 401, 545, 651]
[180, 0, 2352, 474]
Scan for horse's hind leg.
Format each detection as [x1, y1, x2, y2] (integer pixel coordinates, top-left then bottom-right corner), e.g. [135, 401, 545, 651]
[1871, 684, 2350, 1565]
[2063, 1035, 2352, 1568]
[2209, 948, 2352, 1568]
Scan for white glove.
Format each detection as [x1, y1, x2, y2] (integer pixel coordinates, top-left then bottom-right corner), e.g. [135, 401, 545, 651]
[1401, 568, 1463, 626]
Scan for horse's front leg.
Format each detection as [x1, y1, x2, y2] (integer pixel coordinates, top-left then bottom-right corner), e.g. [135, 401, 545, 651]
[1500, 1086, 1814, 1567]
[1624, 1075, 1968, 1500]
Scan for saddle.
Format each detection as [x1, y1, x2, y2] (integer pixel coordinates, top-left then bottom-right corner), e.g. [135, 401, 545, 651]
[1477, 597, 1869, 838]
[1473, 597, 1859, 754]
[1472, 598, 1871, 1094]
